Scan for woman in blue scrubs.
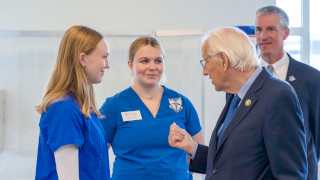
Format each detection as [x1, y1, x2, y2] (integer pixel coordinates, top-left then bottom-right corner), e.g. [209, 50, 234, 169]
[100, 37, 204, 180]
[35, 25, 111, 180]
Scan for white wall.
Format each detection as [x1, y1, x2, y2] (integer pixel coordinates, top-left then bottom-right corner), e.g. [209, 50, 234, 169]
[0, 0, 275, 179]
[0, 0, 274, 31]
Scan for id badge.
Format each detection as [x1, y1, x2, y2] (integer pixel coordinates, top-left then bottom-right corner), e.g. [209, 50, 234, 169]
[121, 110, 142, 122]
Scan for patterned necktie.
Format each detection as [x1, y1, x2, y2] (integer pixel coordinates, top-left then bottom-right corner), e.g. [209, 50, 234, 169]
[217, 95, 241, 145]
[267, 65, 274, 75]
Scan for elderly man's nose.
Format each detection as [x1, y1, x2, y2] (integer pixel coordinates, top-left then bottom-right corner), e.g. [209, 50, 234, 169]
[203, 68, 208, 75]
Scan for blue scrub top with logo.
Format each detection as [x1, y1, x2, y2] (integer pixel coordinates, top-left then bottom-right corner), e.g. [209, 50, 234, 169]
[100, 86, 201, 180]
[35, 94, 110, 180]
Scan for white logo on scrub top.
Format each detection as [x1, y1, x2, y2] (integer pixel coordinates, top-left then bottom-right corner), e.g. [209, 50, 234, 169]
[169, 97, 183, 113]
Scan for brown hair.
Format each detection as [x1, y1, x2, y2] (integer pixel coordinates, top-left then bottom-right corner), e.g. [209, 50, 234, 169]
[129, 36, 165, 61]
[36, 25, 104, 118]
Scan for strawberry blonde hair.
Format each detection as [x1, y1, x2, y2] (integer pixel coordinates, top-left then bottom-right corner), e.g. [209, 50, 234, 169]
[36, 25, 104, 118]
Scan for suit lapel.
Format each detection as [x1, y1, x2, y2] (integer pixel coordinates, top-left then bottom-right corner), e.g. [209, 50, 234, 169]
[285, 53, 299, 89]
[216, 95, 257, 150]
[209, 95, 233, 162]
[215, 68, 270, 154]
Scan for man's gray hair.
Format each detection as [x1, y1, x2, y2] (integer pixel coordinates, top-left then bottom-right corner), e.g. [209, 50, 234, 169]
[256, 5, 289, 29]
[203, 26, 259, 71]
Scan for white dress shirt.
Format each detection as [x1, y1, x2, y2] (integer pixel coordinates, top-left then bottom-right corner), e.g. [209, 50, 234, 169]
[261, 52, 289, 81]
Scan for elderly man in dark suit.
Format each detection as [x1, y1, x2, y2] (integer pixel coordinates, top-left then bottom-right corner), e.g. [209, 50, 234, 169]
[255, 5, 320, 180]
[168, 26, 307, 180]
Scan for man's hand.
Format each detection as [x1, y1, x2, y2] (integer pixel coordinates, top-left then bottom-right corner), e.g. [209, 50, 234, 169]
[168, 123, 196, 155]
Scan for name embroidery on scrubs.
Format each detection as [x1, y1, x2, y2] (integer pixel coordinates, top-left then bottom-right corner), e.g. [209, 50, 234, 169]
[121, 110, 142, 122]
[169, 97, 183, 113]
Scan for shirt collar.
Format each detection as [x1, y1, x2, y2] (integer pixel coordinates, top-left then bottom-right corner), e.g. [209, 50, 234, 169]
[237, 66, 263, 100]
[261, 51, 289, 75]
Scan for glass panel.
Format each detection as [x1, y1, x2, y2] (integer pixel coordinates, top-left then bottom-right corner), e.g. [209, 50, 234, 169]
[310, 0, 320, 70]
[277, 0, 301, 27]
[0, 36, 61, 179]
[284, 35, 301, 61]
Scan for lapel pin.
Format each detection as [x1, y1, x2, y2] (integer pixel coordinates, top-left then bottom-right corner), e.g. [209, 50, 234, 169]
[245, 99, 251, 106]
[289, 76, 296, 82]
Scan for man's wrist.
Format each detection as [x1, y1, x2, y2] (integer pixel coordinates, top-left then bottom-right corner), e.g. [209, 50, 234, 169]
[187, 142, 198, 159]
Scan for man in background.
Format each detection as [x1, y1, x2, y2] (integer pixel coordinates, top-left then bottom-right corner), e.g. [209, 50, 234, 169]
[255, 5, 320, 179]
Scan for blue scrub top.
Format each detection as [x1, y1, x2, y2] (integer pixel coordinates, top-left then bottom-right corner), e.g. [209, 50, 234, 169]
[35, 94, 110, 180]
[100, 86, 201, 180]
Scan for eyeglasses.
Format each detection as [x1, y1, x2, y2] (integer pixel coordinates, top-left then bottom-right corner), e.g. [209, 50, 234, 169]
[200, 55, 214, 69]
[200, 52, 222, 69]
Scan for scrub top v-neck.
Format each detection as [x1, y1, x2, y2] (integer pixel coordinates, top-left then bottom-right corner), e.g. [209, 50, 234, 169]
[130, 87, 164, 119]
[100, 86, 201, 180]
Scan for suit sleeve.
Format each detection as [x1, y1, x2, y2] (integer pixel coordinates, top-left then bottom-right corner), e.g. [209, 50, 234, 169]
[189, 144, 208, 174]
[309, 82, 320, 161]
[264, 88, 307, 180]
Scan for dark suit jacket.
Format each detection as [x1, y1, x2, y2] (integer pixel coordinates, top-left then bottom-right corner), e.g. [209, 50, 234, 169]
[190, 68, 307, 180]
[286, 53, 320, 180]
[224, 54, 320, 179]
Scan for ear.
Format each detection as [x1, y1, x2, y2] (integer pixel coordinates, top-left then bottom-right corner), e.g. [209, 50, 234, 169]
[283, 28, 290, 40]
[220, 52, 229, 72]
[128, 60, 133, 71]
[79, 52, 86, 67]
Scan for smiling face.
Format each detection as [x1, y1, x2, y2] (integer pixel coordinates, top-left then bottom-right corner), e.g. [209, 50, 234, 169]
[255, 13, 290, 63]
[129, 45, 164, 87]
[80, 39, 109, 84]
